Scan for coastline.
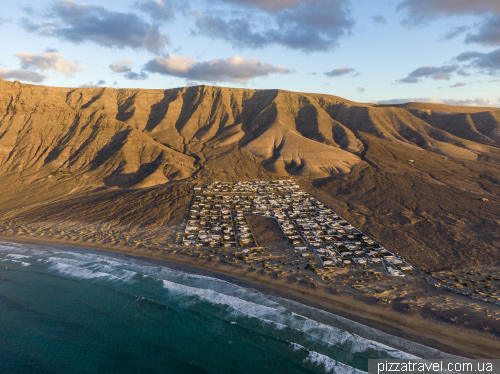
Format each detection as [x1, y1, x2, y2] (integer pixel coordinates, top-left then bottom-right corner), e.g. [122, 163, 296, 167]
[1, 234, 499, 359]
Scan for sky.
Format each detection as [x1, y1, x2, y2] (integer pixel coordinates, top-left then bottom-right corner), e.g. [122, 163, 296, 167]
[0, 0, 499, 106]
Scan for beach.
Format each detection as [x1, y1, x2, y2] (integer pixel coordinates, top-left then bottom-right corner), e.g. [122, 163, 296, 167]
[1, 234, 499, 360]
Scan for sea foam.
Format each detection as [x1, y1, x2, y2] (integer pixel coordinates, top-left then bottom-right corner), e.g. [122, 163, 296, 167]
[291, 343, 367, 374]
[160, 278, 419, 359]
[6, 254, 31, 259]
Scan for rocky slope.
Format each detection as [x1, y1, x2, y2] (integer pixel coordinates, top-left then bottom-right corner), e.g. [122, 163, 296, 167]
[0, 78, 499, 269]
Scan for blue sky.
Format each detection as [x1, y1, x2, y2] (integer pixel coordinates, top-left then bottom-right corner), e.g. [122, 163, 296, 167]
[0, 0, 499, 106]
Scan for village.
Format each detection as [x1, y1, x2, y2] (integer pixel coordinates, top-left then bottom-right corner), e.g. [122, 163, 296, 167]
[182, 180, 414, 277]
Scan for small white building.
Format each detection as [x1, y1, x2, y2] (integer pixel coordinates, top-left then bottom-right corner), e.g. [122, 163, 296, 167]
[353, 258, 367, 265]
[387, 267, 404, 277]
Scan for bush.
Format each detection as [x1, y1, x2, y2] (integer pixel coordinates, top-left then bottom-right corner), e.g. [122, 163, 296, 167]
[305, 263, 318, 273]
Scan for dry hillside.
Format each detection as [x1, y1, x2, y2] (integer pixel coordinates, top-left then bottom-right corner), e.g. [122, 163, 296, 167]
[0, 78, 499, 269]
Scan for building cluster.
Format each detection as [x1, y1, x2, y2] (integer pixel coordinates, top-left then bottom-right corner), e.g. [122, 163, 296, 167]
[182, 180, 413, 276]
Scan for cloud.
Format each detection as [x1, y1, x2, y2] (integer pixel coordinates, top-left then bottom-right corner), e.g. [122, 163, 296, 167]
[219, 0, 305, 12]
[110, 60, 148, 80]
[79, 80, 106, 88]
[455, 48, 500, 75]
[109, 60, 133, 73]
[439, 25, 468, 41]
[399, 77, 419, 84]
[13, 51, 84, 77]
[456, 68, 471, 77]
[399, 64, 459, 83]
[455, 51, 484, 61]
[21, 0, 168, 52]
[194, 0, 354, 52]
[21, 6, 38, 17]
[465, 15, 500, 46]
[371, 15, 387, 25]
[134, 0, 177, 21]
[357, 87, 365, 92]
[490, 79, 499, 82]
[0, 50, 83, 83]
[449, 82, 466, 88]
[0, 68, 47, 83]
[397, 0, 500, 25]
[377, 97, 498, 107]
[124, 71, 149, 80]
[144, 54, 292, 83]
[324, 67, 355, 77]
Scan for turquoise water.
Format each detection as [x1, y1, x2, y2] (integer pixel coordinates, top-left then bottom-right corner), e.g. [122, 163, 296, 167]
[0, 241, 425, 374]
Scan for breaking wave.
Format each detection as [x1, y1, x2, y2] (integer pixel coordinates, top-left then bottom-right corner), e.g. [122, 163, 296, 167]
[291, 343, 366, 374]
[0, 239, 447, 372]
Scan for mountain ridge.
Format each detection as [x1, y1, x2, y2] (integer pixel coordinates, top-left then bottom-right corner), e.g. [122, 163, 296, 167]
[1, 78, 499, 188]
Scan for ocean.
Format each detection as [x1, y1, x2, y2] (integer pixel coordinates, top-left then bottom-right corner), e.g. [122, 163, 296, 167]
[0, 240, 446, 374]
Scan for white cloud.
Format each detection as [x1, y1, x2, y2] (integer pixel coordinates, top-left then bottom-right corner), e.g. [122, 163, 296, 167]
[377, 97, 499, 107]
[144, 54, 293, 83]
[14, 51, 84, 77]
[109, 60, 133, 73]
[79, 80, 106, 88]
[151, 55, 195, 74]
[0, 68, 47, 83]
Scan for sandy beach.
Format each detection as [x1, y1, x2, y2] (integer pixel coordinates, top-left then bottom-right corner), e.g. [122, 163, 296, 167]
[1, 233, 499, 359]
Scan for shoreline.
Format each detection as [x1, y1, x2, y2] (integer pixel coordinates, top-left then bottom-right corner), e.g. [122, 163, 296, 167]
[1, 234, 499, 359]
